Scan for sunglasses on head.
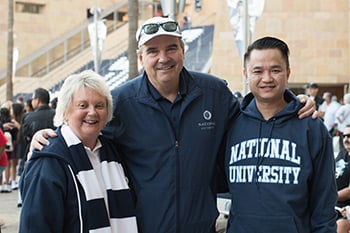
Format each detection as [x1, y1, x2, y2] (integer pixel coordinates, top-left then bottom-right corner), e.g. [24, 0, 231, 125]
[138, 22, 179, 42]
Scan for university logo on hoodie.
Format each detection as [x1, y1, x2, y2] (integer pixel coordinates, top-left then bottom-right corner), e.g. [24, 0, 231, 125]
[228, 137, 301, 184]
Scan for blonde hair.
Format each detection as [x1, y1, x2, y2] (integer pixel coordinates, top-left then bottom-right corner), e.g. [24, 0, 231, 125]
[54, 70, 113, 127]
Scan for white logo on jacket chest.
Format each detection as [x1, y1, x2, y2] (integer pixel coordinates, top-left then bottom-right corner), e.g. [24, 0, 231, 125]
[197, 110, 216, 130]
[203, 110, 212, 120]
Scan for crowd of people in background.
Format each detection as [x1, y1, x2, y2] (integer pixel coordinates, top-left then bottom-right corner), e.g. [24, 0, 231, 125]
[0, 88, 56, 195]
[0, 99, 24, 193]
[309, 83, 350, 152]
[305, 81, 350, 233]
[335, 124, 350, 233]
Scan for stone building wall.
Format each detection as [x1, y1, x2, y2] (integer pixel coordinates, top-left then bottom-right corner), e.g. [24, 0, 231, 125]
[1, 0, 349, 96]
[210, 0, 350, 95]
[0, 0, 124, 72]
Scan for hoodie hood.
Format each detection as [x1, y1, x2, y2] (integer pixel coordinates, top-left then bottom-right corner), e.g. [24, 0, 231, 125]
[240, 89, 303, 124]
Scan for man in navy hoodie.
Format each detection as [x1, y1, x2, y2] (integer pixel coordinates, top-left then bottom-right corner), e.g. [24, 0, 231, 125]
[29, 19, 317, 233]
[225, 36, 337, 233]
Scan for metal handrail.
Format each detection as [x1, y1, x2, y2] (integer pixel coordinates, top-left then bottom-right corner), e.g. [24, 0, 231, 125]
[0, 0, 128, 80]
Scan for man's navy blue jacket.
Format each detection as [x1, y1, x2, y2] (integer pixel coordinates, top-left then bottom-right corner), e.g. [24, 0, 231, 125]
[103, 68, 239, 233]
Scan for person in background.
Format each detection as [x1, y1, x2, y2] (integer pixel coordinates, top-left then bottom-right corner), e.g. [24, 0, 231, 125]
[318, 92, 341, 135]
[0, 128, 8, 193]
[0, 106, 12, 132]
[182, 15, 192, 30]
[16, 95, 24, 106]
[16, 98, 35, 206]
[19, 70, 138, 233]
[17, 98, 34, 179]
[233, 91, 243, 103]
[18, 87, 56, 204]
[0, 126, 7, 233]
[0, 105, 21, 193]
[50, 97, 58, 110]
[335, 125, 350, 233]
[225, 36, 337, 233]
[307, 82, 324, 110]
[23, 99, 34, 113]
[21, 88, 56, 159]
[7, 103, 24, 190]
[29, 17, 317, 233]
[335, 93, 350, 149]
[18, 98, 34, 163]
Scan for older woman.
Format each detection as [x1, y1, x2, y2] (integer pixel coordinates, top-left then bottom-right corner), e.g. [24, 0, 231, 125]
[19, 70, 138, 233]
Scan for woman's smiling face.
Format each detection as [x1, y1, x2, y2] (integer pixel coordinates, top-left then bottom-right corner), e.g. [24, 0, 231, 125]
[65, 87, 108, 148]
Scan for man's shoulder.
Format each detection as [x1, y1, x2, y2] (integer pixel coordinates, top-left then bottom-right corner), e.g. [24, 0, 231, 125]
[336, 149, 348, 160]
[23, 111, 39, 121]
[338, 104, 350, 112]
[189, 71, 226, 83]
[111, 76, 142, 96]
[187, 71, 230, 94]
[26, 107, 54, 119]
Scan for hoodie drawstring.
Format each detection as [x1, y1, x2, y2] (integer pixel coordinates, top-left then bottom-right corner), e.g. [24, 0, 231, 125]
[255, 118, 276, 187]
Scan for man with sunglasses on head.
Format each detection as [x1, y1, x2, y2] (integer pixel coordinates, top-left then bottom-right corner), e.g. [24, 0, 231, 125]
[30, 16, 316, 233]
[106, 16, 239, 233]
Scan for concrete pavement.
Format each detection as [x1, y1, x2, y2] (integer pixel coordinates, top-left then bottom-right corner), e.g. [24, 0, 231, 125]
[0, 189, 20, 233]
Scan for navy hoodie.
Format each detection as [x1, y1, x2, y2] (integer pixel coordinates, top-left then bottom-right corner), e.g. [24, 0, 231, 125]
[225, 90, 337, 233]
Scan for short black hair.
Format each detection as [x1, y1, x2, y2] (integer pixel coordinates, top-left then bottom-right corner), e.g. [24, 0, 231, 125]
[0, 107, 11, 123]
[244, 36, 290, 69]
[33, 87, 50, 105]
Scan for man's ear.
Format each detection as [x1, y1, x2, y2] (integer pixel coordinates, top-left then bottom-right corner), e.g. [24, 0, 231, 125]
[287, 68, 291, 81]
[243, 69, 248, 80]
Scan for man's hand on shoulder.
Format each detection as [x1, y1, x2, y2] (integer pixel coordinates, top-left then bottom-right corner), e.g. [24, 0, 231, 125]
[28, 129, 57, 159]
[297, 94, 317, 119]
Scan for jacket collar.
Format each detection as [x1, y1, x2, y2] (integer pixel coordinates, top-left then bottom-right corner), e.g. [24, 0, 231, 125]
[35, 105, 53, 112]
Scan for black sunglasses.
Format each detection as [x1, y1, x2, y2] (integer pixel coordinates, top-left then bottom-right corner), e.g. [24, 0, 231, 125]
[343, 134, 350, 138]
[138, 22, 179, 42]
